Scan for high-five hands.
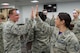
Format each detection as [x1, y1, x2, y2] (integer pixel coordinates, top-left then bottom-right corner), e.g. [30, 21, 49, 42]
[31, 5, 39, 19]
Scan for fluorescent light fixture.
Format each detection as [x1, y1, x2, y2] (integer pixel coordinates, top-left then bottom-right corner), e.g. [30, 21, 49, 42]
[53, 6, 56, 8]
[1, 3, 10, 5]
[48, 5, 52, 7]
[31, 0, 39, 3]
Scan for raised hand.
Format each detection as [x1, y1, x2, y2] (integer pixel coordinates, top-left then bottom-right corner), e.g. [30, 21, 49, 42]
[31, 5, 39, 19]
[31, 7, 34, 19]
[35, 5, 38, 17]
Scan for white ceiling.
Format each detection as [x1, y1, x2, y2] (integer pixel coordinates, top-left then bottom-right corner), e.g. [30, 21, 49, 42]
[0, 0, 80, 6]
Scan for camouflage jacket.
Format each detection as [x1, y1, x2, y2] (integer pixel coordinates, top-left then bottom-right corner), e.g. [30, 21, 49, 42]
[50, 29, 80, 53]
[31, 16, 79, 53]
[0, 22, 4, 53]
[32, 17, 54, 53]
[71, 19, 80, 44]
[3, 20, 34, 53]
[45, 17, 55, 26]
[50, 17, 55, 26]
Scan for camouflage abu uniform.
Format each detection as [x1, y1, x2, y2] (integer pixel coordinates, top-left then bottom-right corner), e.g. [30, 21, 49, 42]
[3, 19, 34, 53]
[20, 18, 34, 53]
[0, 22, 4, 53]
[71, 19, 80, 45]
[45, 17, 55, 26]
[32, 16, 79, 53]
[50, 28, 80, 53]
[32, 16, 54, 53]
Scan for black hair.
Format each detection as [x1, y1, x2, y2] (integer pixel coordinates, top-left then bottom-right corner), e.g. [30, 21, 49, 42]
[58, 12, 73, 30]
[38, 12, 47, 21]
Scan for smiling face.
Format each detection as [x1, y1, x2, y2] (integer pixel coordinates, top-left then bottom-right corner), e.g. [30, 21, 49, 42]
[55, 16, 65, 28]
[55, 12, 71, 30]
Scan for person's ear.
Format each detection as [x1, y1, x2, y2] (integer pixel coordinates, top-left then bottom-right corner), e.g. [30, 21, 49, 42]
[61, 20, 65, 25]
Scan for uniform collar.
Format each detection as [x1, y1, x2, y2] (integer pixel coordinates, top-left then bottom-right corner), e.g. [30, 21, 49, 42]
[57, 28, 70, 35]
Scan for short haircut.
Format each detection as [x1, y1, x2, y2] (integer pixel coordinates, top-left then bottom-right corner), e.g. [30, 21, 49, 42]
[8, 9, 18, 15]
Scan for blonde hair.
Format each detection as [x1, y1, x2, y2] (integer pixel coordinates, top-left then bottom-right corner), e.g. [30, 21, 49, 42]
[74, 9, 80, 14]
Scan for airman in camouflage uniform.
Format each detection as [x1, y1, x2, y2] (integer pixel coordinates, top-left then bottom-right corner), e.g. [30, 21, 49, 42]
[34, 16, 79, 53]
[20, 18, 34, 53]
[71, 9, 80, 47]
[30, 6, 54, 53]
[3, 9, 34, 53]
[31, 16, 53, 53]
[50, 12, 80, 53]
[50, 29, 80, 53]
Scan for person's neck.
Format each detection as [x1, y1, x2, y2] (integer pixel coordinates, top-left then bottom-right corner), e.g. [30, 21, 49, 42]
[74, 17, 78, 21]
[10, 19, 16, 23]
[59, 25, 67, 32]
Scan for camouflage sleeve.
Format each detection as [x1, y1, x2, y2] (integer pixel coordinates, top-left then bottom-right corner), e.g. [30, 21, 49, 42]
[10, 18, 34, 35]
[35, 16, 43, 23]
[50, 27, 58, 53]
[66, 33, 80, 53]
[10, 24, 26, 35]
[72, 21, 80, 34]
[76, 22, 80, 32]
[50, 17, 55, 26]
[35, 16, 54, 39]
[45, 18, 51, 25]
[50, 32, 56, 46]
[25, 19, 34, 42]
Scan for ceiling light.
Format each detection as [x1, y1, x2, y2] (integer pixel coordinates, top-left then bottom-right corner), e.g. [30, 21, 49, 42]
[31, 0, 39, 3]
[48, 5, 52, 7]
[1, 3, 10, 5]
[53, 6, 56, 8]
